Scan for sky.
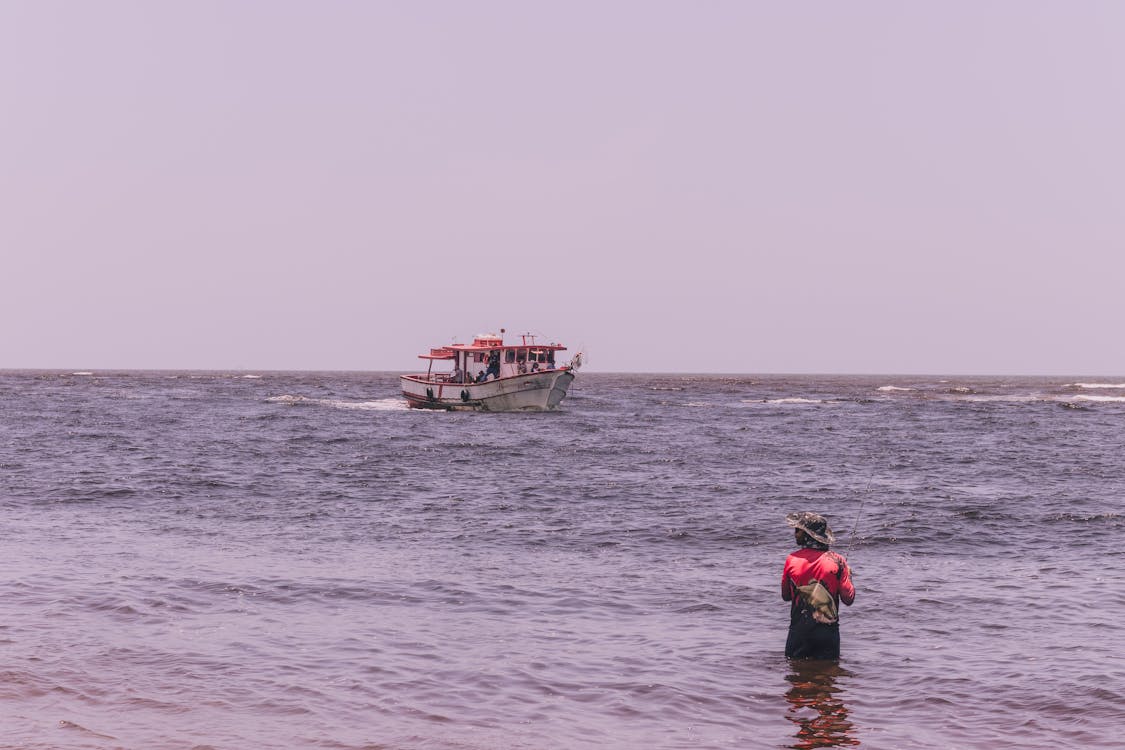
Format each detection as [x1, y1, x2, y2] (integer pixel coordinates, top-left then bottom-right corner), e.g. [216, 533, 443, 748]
[2, 2, 1123, 374]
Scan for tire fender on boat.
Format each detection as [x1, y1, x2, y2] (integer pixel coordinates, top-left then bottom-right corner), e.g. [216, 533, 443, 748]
[460, 389, 470, 402]
[425, 387, 434, 400]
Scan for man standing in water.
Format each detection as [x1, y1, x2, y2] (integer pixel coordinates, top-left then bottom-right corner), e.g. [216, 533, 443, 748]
[781, 512, 855, 659]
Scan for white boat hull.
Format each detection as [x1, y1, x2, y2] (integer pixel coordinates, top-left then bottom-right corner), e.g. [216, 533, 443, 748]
[401, 368, 575, 412]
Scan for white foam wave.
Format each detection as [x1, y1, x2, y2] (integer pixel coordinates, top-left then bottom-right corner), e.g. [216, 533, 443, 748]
[266, 395, 310, 404]
[749, 397, 829, 405]
[960, 395, 1043, 403]
[956, 393, 1125, 404]
[1070, 382, 1125, 389]
[71, 371, 94, 376]
[241, 374, 262, 379]
[266, 395, 409, 411]
[877, 385, 914, 392]
[328, 398, 409, 411]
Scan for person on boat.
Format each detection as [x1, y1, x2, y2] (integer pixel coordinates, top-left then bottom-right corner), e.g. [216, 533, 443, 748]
[486, 352, 501, 380]
[781, 512, 855, 660]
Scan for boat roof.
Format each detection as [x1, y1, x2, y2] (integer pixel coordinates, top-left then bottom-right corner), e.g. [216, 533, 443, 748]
[416, 334, 567, 358]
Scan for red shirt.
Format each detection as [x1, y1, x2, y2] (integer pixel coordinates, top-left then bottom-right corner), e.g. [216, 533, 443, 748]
[781, 548, 855, 607]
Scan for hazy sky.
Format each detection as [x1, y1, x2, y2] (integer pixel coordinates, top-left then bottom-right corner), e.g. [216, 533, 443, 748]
[3, 2, 1123, 374]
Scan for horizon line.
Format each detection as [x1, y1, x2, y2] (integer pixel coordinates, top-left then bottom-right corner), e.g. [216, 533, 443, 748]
[2, 367, 1123, 379]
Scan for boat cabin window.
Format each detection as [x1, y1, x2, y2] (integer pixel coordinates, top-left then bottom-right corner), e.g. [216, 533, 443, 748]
[505, 350, 515, 364]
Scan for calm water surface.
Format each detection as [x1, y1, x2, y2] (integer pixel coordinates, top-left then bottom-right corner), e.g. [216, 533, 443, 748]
[1, 371, 1123, 749]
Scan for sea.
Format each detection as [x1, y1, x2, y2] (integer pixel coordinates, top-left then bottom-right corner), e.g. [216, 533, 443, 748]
[1, 371, 1123, 750]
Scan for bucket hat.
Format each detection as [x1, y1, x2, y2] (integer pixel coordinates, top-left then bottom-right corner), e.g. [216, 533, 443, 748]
[786, 511, 836, 546]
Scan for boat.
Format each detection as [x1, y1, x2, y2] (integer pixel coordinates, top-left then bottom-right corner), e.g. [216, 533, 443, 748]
[400, 330, 579, 411]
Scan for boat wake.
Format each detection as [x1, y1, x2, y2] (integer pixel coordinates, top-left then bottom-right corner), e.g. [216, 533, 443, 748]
[266, 395, 410, 411]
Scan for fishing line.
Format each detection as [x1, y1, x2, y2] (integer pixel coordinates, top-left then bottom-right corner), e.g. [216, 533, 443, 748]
[842, 476, 872, 562]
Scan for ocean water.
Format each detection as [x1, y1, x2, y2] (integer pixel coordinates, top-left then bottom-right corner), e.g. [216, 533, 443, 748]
[1, 371, 1123, 750]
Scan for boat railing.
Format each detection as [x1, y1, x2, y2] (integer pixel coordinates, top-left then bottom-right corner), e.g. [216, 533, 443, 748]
[410, 367, 567, 385]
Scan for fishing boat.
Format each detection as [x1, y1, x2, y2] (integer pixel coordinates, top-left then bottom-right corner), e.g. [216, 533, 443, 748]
[401, 330, 580, 411]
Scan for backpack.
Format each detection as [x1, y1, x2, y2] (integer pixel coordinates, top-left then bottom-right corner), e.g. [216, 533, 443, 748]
[792, 552, 844, 625]
[795, 578, 838, 624]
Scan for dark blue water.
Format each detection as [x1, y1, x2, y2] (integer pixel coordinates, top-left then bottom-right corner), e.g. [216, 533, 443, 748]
[2, 371, 1123, 749]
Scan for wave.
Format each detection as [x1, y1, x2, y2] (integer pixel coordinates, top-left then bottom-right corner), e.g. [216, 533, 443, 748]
[959, 395, 1044, 403]
[877, 385, 914, 392]
[958, 394, 1125, 405]
[71, 371, 94, 376]
[1069, 382, 1125, 390]
[266, 394, 310, 404]
[241, 374, 263, 379]
[748, 397, 829, 405]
